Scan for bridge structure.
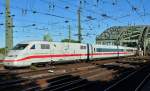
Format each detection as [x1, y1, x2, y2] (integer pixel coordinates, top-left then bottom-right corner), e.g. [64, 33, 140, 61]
[96, 25, 150, 56]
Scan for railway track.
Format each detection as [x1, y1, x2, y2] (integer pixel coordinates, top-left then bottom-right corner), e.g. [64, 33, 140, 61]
[24, 75, 92, 91]
[0, 58, 148, 91]
[24, 62, 142, 91]
[0, 59, 117, 79]
[0, 64, 102, 91]
[0, 67, 53, 81]
[0, 62, 114, 91]
[104, 62, 150, 91]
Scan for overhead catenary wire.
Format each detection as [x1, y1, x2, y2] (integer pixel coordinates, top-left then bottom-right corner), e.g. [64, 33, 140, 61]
[58, 0, 126, 24]
[0, 0, 149, 42]
[0, 0, 134, 30]
[0, 1, 96, 26]
[126, 0, 145, 23]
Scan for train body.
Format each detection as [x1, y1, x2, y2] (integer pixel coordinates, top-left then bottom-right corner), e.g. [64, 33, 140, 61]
[3, 41, 137, 67]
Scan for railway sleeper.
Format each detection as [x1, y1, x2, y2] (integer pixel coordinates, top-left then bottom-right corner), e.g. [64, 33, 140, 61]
[0, 79, 29, 90]
[44, 79, 89, 91]
[43, 76, 81, 90]
[23, 75, 80, 91]
[105, 64, 150, 91]
[0, 78, 27, 86]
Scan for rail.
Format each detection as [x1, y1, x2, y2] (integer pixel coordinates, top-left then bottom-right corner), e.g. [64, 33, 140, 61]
[104, 63, 150, 91]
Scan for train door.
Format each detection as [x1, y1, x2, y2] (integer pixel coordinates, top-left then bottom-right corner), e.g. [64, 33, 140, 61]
[87, 44, 89, 61]
[52, 43, 63, 62]
[90, 44, 93, 60]
[50, 43, 55, 62]
[63, 43, 70, 61]
[24, 44, 37, 65]
[87, 44, 93, 61]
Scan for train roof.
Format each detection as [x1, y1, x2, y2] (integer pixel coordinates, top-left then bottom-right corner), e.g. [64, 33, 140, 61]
[19, 40, 54, 44]
[18, 40, 82, 45]
[17, 40, 137, 49]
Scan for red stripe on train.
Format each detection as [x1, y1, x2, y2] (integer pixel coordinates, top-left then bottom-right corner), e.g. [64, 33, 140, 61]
[0, 60, 3, 62]
[3, 52, 128, 62]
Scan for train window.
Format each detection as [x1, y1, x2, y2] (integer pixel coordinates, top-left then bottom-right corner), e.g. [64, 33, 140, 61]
[80, 45, 86, 49]
[41, 44, 50, 49]
[96, 48, 102, 52]
[31, 45, 35, 49]
[127, 49, 133, 52]
[96, 48, 123, 52]
[12, 44, 28, 50]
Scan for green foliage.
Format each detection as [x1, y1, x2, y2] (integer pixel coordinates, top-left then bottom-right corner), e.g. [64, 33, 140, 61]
[61, 39, 79, 43]
[43, 33, 53, 42]
[0, 48, 5, 54]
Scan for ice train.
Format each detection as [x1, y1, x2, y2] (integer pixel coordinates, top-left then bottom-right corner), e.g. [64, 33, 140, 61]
[3, 41, 137, 67]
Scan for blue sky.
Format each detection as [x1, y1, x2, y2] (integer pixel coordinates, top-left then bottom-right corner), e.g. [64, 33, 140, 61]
[0, 0, 150, 48]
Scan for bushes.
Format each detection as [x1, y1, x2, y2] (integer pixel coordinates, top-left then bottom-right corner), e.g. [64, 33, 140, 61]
[0, 48, 5, 55]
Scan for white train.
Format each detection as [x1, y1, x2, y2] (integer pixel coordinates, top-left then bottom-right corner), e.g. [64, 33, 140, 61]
[3, 41, 137, 67]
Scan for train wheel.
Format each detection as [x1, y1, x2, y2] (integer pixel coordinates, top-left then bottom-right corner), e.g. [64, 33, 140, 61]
[45, 63, 51, 67]
[4, 66, 9, 69]
[4, 66, 13, 70]
[30, 65, 38, 70]
[74, 60, 79, 64]
[85, 59, 90, 63]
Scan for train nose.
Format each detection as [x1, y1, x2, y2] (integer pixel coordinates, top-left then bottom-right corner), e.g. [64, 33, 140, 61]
[3, 56, 18, 67]
[3, 62, 14, 67]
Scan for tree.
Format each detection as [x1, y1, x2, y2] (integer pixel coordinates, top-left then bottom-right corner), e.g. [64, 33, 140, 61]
[0, 48, 5, 55]
[61, 39, 79, 43]
[43, 32, 53, 42]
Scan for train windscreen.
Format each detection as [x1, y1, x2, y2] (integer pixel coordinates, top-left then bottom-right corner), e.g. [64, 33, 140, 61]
[12, 44, 28, 50]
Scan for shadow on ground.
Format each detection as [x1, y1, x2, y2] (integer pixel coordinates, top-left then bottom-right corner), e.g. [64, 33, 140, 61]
[0, 61, 146, 91]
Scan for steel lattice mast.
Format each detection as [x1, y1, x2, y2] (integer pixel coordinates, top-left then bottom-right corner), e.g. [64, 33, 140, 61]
[5, 0, 13, 54]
